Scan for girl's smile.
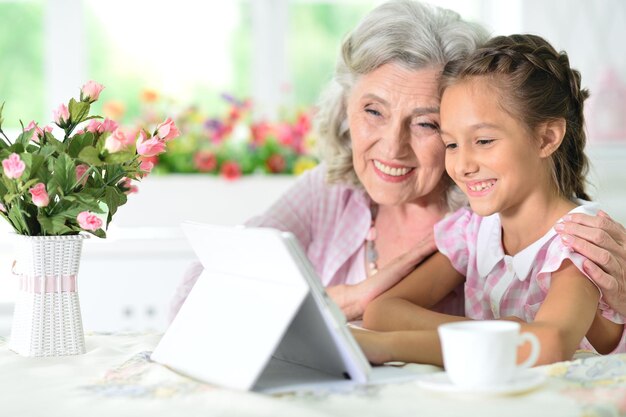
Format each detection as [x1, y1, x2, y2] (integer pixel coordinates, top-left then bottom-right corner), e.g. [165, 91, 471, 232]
[440, 78, 550, 218]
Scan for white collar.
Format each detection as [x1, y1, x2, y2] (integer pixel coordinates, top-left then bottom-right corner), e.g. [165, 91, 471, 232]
[476, 199, 600, 280]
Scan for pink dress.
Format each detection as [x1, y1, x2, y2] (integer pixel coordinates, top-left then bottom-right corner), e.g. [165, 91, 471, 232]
[170, 164, 463, 319]
[435, 204, 626, 353]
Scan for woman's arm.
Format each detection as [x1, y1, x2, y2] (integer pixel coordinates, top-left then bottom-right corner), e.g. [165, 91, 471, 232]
[362, 252, 466, 331]
[558, 211, 626, 316]
[328, 235, 437, 320]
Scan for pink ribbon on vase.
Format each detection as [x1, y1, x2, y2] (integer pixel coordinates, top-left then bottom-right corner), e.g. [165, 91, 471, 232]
[17, 275, 77, 294]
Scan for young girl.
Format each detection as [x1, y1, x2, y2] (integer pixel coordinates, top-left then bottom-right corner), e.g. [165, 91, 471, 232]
[353, 34, 626, 366]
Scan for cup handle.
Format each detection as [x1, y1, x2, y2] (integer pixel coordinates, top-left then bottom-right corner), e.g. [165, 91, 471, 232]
[517, 332, 541, 369]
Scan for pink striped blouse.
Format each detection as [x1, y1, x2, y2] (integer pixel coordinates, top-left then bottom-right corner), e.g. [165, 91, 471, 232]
[435, 204, 626, 354]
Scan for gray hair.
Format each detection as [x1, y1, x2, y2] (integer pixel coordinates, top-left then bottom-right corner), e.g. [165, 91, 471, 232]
[314, 0, 488, 209]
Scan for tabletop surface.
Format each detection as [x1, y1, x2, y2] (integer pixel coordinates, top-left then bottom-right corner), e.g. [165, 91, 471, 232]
[1, 333, 625, 417]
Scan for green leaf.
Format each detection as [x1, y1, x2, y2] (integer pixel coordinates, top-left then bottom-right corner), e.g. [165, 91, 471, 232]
[42, 131, 65, 151]
[104, 185, 127, 225]
[68, 98, 90, 125]
[51, 153, 76, 195]
[38, 213, 73, 235]
[89, 228, 106, 238]
[77, 146, 104, 166]
[62, 192, 102, 212]
[8, 205, 28, 234]
[37, 144, 58, 159]
[15, 130, 33, 147]
[23, 154, 45, 181]
[67, 132, 95, 158]
[104, 151, 135, 165]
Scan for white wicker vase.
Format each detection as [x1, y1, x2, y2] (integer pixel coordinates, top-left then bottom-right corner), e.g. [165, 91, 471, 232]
[8, 234, 89, 357]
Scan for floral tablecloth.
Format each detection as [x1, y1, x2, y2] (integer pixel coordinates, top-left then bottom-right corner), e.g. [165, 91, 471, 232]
[0, 333, 625, 417]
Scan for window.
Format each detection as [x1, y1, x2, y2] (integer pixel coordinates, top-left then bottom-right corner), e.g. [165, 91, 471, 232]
[0, 0, 44, 129]
[84, 0, 250, 122]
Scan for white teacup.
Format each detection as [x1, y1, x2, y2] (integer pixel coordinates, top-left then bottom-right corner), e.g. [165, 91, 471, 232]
[438, 321, 540, 389]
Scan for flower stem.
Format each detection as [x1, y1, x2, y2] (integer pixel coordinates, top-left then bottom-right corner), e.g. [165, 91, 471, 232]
[0, 127, 12, 146]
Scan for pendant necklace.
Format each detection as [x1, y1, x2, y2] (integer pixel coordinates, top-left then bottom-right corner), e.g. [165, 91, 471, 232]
[365, 203, 379, 276]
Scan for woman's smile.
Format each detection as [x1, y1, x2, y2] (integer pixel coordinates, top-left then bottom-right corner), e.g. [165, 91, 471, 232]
[372, 159, 415, 181]
[347, 63, 445, 206]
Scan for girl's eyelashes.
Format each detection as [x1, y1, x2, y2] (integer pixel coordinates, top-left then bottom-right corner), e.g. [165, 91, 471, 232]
[476, 138, 495, 145]
[444, 142, 458, 150]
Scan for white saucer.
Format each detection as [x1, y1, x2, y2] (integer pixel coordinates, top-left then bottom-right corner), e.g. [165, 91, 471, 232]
[416, 370, 546, 395]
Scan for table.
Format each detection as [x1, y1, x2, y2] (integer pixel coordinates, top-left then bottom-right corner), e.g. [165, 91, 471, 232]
[1, 333, 625, 417]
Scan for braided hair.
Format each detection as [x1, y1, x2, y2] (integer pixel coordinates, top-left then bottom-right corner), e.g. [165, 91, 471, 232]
[441, 34, 590, 201]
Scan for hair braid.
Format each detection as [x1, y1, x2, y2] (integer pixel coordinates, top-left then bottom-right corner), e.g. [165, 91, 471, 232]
[441, 34, 591, 200]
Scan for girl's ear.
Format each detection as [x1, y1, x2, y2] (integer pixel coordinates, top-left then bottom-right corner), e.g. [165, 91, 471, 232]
[537, 118, 566, 158]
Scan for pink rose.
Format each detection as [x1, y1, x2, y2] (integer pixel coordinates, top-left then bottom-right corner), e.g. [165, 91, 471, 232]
[119, 128, 138, 146]
[77, 211, 102, 231]
[139, 159, 154, 174]
[53, 103, 70, 127]
[155, 117, 180, 142]
[81, 80, 104, 103]
[28, 183, 50, 207]
[25, 121, 52, 143]
[136, 131, 166, 157]
[104, 129, 130, 153]
[118, 178, 138, 195]
[86, 119, 103, 134]
[2, 153, 26, 179]
[75, 164, 89, 186]
[100, 118, 119, 133]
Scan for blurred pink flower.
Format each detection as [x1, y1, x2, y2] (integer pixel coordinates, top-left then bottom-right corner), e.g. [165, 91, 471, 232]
[77, 211, 102, 231]
[28, 183, 49, 207]
[2, 153, 26, 179]
[250, 121, 272, 145]
[53, 104, 70, 127]
[266, 154, 286, 173]
[81, 80, 104, 103]
[0, 202, 5, 213]
[193, 150, 217, 172]
[75, 164, 89, 186]
[155, 117, 180, 142]
[220, 160, 241, 180]
[136, 131, 166, 157]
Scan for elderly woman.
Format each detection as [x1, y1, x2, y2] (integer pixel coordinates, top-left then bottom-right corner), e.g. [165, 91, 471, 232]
[171, 0, 626, 321]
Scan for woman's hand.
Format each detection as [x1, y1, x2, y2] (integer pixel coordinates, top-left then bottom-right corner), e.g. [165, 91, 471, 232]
[557, 211, 626, 316]
[327, 233, 437, 321]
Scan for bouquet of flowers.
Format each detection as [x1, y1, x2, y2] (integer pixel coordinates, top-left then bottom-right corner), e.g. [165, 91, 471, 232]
[118, 91, 318, 179]
[0, 81, 179, 237]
